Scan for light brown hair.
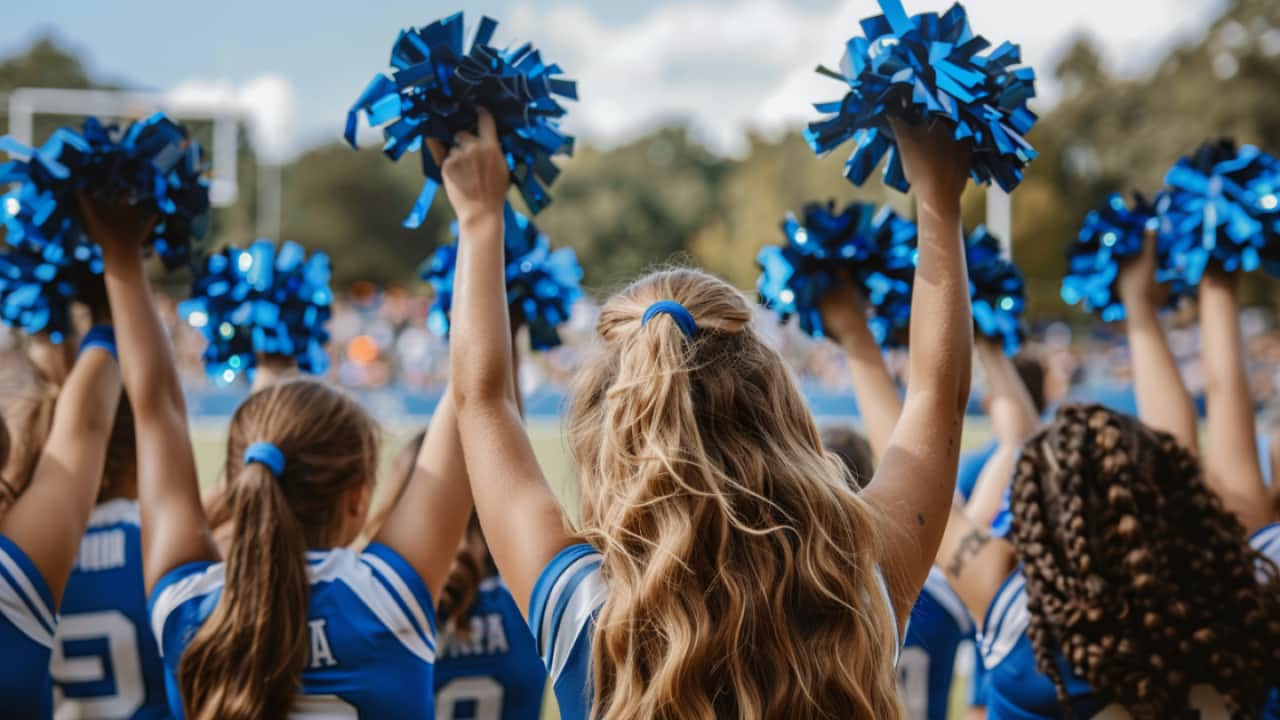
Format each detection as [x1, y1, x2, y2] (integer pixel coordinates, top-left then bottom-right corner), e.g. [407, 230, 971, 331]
[568, 268, 903, 719]
[177, 379, 379, 720]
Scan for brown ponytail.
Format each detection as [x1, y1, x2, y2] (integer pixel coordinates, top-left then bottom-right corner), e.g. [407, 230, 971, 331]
[178, 379, 379, 720]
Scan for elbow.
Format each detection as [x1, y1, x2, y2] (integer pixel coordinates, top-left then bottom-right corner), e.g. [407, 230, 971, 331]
[450, 353, 513, 415]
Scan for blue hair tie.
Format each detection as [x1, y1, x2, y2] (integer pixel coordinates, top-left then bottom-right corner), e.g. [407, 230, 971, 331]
[641, 301, 697, 339]
[243, 442, 286, 478]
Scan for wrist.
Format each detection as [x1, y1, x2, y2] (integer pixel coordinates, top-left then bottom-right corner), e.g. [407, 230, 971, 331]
[456, 205, 505, 232]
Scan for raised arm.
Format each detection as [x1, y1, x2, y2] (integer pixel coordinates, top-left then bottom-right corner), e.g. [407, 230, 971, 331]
[1118, 230, 1198, 452]
[818, 284, 902, 461]
[1199, 271, 1274, 533]
[965, 342, 1039, 527]
[87, 199, 217, 592]
[0, 339, 120, 604]
[861, 119, 974, 617]
[443, 110, 577, 615]
[935, 501, 1016, 627]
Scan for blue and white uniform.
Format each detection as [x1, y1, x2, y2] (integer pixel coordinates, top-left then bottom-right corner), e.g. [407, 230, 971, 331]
[0, 534, 58, 719]
[149, 543, 437, 718]
[52, 499, 168, 719]
[529, 543, 901, 720]
[980, 523, 1280, 719]
[898, 568, 974, 720]
[435, 575, 546, 720]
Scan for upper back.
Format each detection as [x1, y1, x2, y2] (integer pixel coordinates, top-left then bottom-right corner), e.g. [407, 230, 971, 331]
[149, 543, 438, 718]
[435, 576, 547, 720]
[53, 499, 168, 719]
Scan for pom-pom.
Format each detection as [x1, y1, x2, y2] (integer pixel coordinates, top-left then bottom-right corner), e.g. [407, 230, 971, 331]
[1061, 192, 1175, 322]
[757, 201, 917, 346]
[805, 0, 1038, 193]
[0, 243, 101, 343]
[179, 240, 333, 385]
[347, 12, 577, 228]
[966, 226, 1025, 355]
[421, 204, 582, 350]
[0, 114, 210, 271]
[1160, 139, 1280, 285]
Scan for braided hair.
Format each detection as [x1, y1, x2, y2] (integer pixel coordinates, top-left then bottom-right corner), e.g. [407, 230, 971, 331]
[1010, 404, 1280, 719]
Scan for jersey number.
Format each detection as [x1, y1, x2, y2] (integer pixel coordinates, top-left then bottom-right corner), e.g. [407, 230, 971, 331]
[896, 647, 929, 720]
[50, 610, 144, 717]
[437, 677, 505, 720]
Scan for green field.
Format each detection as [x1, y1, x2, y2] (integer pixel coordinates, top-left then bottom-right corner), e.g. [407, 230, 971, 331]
[192, 417, 993, 718]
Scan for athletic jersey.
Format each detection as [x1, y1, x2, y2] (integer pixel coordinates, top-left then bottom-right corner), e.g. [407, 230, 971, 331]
[957, 441, 998, 501]
[980, 523, 1280, 719]
[149, 543, 437, 719]
[52, 499, 169, 719]
[434, 575, 546, 720]
[529, 543, 901, 720]
[0, 534, 57, 719]
[898, 567, 974, 720]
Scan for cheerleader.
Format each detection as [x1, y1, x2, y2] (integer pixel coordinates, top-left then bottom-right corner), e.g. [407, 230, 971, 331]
[442, 110, 973, 719]
[87, 200, 474, 719]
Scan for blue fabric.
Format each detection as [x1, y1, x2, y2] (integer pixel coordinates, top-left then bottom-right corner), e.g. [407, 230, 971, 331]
[528, 544, 604, 720]
[53, 500, 168, 719]
[956, 441, 998, 501]
[642, 301, 697, 338]
[149, 543, 437, 718]
[435, 576, 546, 720]
[0, 533, 58, 719]
[243, 442, 286, 477]
[899, 569, 974, 720]
[77, 325, 117, 359]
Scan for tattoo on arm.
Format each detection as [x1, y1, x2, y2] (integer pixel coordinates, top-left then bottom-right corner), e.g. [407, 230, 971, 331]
[947, 529, 991, 578]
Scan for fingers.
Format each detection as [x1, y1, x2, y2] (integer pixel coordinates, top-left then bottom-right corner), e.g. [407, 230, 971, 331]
[454, 131, 480, 149]
[476, 107, 498, 142]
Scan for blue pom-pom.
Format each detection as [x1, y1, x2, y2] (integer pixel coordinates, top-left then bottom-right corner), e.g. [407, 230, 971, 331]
[1061, 192, 1176, 322]
[0, 244, 101, 344]
[347, 13, 577, 228]
[805, 0, 1038, 193]
[421, 204, 582, 350]
[966, 226, 1025, 355]
[757, 201, 917, 347]
[179, 240, 333, 385]
[1160, 139, 1280, 285]
[0, 114, 210, 272]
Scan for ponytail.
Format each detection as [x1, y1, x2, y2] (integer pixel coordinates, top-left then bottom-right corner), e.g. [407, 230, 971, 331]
[178, 462, 310, 720]
[438, 514, 494, 642]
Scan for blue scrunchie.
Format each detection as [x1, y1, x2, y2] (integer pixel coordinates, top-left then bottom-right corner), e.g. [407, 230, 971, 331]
[642, 301, 697, 339]
[243, 442, 286, 478]
[78, 325, 117, 360]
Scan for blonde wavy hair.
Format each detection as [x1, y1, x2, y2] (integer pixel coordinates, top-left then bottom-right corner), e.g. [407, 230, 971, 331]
[568, 268, 904, 719]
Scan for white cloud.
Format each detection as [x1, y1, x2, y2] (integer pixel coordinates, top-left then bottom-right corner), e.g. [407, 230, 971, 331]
[504, 0, 1225, 156]
[166, 73, 300, 164]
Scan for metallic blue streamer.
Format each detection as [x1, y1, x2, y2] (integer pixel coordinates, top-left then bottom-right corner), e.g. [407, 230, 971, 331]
[966, 226, 1025, 356]
[420, 204, 582, 350]
[179, 240, 333, 385]
[347, 13, 577, 228]
[805, 0, 1039, 193]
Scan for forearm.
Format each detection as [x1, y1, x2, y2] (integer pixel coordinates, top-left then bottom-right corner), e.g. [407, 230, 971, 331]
[102, 250, 187, 418]
[906, 194, 973, 415]
[450, 211, 516, 410]
[977, 342, 1038, 445]
[964, 444, 1017, 528]
[1124, 299, 1197, 451]
[840, 329, 903, 461]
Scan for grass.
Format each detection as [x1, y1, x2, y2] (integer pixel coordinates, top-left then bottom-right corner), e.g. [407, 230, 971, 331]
[192, 417, 993, 718]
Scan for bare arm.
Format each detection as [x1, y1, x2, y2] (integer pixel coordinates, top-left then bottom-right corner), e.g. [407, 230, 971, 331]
[1199, 272, 1274, 533]
[88, 200, 217, 592]
[818, 284, 902, 461]
[0, 345, 120, 604]
[1119, 231, 1198, 452]
[965, 341, 1038, 527]
[935, 503, 1016, 627]
[26, 332, 75, 387]
[861, 119, 974, 623]
[444, 112, 577, 616]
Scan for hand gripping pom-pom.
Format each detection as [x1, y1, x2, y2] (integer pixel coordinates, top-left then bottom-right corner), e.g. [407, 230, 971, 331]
[347, 13, 577, 228]
[179, 240, 333, 385]
[805, 0, 1038, 193]
[420, 204, 583, 351]
[1160, 138, 1280, 286]
[966, 226, 1026, 356]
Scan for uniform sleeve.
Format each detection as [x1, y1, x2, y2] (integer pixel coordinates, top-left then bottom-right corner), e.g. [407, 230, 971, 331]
[1251, 523, 1280, 568]
[528, 543, 606, 720]
[146, 561, 221, 668]
[359, 542, 438, 656]
[0, 534, 56, 649]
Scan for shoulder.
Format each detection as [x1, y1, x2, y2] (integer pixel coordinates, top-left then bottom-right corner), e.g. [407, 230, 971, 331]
[0, 534, 56, 649]
[978, 569, 1027, 671]
[529, 544, 606, 679]
[322, 544, 439, 663]
[147, 560, 223, 655]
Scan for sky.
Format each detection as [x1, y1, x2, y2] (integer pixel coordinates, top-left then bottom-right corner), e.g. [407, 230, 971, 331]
[5, 0, 1229, 163]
